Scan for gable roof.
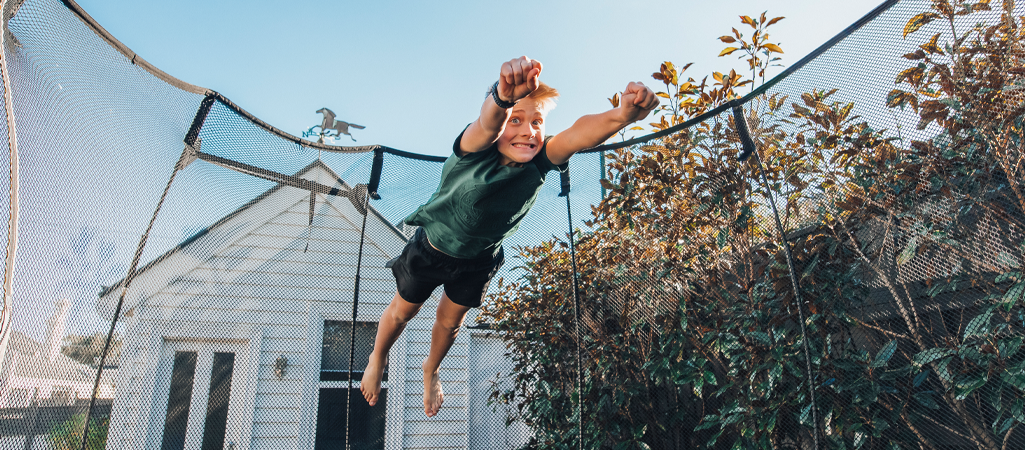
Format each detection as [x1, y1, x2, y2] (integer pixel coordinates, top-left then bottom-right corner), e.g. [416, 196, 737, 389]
[96, 160, 407, 319]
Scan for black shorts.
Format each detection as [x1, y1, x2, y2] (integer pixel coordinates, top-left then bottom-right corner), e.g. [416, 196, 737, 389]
[388, 228, 504, 308]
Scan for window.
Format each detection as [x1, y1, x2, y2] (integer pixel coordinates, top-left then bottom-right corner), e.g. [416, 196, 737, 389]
[315, 388, 387, 450]
[320, 320, 384, 381]
[316, 320, 387, 450]
[161, 351, 197, 450]
[201, 352, 235, 450]
[156, 346, 239, 450]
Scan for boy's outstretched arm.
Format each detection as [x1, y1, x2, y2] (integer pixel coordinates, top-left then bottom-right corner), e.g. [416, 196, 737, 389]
[546, 82, 659, 165]
[459, 56, 543, 154]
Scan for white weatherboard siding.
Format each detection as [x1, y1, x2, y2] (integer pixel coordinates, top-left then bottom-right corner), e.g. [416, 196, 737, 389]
[469, 333, 531, 450]
[401, 318, 470, 450]
[98, 162, 514, 450]
[101, 164, 403, 450]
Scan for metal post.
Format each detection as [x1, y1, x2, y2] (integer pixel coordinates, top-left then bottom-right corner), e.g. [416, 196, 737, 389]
[559, 169, 584, 450]
[0, 0, 22, 397]
[80, 97, 213, 450]
[734, 105, 820, 450]
[346, 185, 370, 450]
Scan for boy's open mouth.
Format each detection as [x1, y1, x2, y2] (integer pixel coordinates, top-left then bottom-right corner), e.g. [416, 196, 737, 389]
[512, 143, 536, 150]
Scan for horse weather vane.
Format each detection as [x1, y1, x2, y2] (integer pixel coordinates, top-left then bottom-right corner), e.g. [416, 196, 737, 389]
[304, 108, 365, 143]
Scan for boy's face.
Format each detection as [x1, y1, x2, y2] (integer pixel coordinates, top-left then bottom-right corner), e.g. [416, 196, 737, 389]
[497, 98, 548, 167]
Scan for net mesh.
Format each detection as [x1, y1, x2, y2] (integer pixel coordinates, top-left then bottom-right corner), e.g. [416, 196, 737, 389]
[2, 0, 1024, 449]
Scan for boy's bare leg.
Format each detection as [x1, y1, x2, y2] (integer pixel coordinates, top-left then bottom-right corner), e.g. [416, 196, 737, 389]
[423, 293, 471, 417]
[362, 292, 424, 406]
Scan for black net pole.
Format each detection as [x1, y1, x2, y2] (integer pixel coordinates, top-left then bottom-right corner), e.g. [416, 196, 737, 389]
[735, 106, 820, 450]
[78, 150, 190, 450]
[78, 96, 214, 450]
[559, 169, 584, 450]
[345, 185, 371, 450]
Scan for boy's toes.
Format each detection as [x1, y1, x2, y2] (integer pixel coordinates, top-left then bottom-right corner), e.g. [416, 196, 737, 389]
[424, 401, 439, 417]
[361, 386, 377, 406]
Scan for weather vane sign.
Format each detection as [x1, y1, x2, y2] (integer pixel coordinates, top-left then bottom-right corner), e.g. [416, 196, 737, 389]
[304, 108, 365, 143]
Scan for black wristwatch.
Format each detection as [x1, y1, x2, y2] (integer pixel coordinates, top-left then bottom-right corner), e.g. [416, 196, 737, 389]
[490, 81, 516, 109]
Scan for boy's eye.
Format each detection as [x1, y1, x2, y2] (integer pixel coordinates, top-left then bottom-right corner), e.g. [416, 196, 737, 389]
[532, 120, 542, 126]
[510, 118, 521, 124]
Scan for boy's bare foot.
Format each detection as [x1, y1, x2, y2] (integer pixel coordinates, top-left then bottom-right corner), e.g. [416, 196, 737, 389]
[423, 370, 444, 417]
[361, 353, 386, 406]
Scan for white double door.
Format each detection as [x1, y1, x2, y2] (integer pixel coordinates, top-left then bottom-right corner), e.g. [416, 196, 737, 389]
[148, 340, 245, 450]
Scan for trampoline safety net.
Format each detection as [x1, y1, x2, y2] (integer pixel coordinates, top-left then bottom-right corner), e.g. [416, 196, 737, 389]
[0, 0, 1023, 449]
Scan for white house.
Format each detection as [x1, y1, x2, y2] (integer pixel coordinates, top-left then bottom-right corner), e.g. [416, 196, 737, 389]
[96, 161, 528, 450]
[0, 298, 115, 409]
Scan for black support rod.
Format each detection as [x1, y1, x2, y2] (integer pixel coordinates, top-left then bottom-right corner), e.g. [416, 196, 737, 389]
[367, 149, 384, 200]
[79, 151, 186, 450]
[559, 169, 584, 450]
[79, 95, 216, 450]
[733, 106, 820, 450]
[346, 185, 371, 450]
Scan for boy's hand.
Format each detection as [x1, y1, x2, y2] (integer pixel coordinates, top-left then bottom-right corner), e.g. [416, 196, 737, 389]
[618, 82, 659, 124]
[498, 56, 543, 104]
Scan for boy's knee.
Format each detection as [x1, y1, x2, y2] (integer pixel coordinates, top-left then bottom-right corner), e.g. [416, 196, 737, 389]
[389, 301, 421, 324]
[434, 317, 462, 335]
[391, 308, 418, 324]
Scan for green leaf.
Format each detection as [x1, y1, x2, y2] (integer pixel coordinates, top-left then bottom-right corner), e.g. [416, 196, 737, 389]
[964, 311, 994, 339]
[768, 363, 783, 388]
[695, 420, 720, 431]
[799, 403, 813, 425]
[633, 424, 648, 440]
[873, 417, 891, 433]
[913, 370, 930, 387]
[955, 373, 988, 400]
[913, 348, 953, 367]
[1013, 399, 1025, 422]
[934, 357, 954, 383]
[1003, 368, 1025, 391]
[703, 370, 718, 386]
[896, 236, 919, 265]
[996, 252, 1020, 269]
[749, 331, 772, 346]
[1004, 282, 1025, 305]
[914, 392, 941, 409]
[706, 428, 725, 447]
[995, 271, 1020, 284]
[999, 336, 1023, 359]
[871, 341, 899, 368]
[997, 417, 1015, 436]
[722, 413, 744, 425]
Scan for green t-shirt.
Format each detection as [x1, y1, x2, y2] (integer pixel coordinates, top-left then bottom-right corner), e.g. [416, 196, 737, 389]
[404, 129, 568, 259]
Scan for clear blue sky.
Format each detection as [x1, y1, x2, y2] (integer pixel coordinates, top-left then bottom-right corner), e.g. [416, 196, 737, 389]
[12, 0, 895, 339]
[75, 0, 885, 156]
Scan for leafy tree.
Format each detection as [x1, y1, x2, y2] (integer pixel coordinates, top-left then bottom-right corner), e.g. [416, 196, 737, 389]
[718, 12, 786, 88]
[481, 3, 1025, 450]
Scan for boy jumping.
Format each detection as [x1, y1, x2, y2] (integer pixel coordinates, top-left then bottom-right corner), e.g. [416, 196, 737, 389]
[361, 56, 659, 417]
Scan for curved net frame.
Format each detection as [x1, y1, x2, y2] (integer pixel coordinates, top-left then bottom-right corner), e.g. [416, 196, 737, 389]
[0, 0, 1023, 449]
